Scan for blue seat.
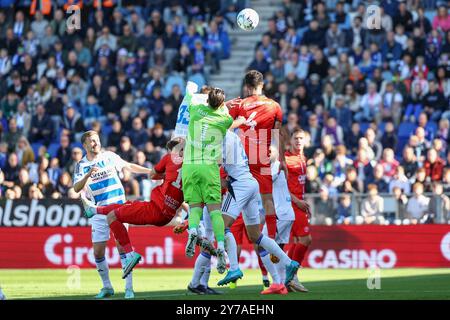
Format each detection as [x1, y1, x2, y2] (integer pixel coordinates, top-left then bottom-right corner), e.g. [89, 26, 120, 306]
[103, 124, 112, 136]
[47, 142, 60, 158]
[397, 122, 417, 138]
[378, 122, 386, 134]
[163, 74, 186, 97]
[395, 137, 409, 156]
[359, 122, 370, 134]
[31, 142, 43, 158]
[188, 73, 206, 89]
[426, 121, 438, 134]
[71, 142, 83, 150]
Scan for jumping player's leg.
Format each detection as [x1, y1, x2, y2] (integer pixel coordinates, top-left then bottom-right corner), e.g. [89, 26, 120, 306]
[91, 215, 114, 298]
[289, 208, 311, 292]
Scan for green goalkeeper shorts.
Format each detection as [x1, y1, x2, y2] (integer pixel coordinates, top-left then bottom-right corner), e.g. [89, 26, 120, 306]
[182, 164, 221, 204]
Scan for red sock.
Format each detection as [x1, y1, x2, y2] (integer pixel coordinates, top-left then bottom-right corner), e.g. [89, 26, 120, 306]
[293, 243, 309, 266]
[257, 254, 268, 276]
[265, 214, 277, 239]
[109, 220, 133, 253]
[97, 203, 124, 215]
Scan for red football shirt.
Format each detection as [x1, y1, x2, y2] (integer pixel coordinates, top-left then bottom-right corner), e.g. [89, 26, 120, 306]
[152, 153, 184, 217]
[227, 95, 283, 168]
[285, 150, 307, 200]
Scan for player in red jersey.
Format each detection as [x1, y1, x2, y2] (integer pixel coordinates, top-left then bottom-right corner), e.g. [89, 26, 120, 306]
[226, 70, 285, 242]
[285, 128, 312, 292]
[81, 138, 185, 279]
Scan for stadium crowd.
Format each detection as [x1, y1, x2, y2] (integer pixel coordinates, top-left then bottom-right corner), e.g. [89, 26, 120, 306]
[0, 0, 449, 225]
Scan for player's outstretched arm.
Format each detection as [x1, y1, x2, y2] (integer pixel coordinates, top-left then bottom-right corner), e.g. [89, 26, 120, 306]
[123, 162, 155, 178]
[230, 116, 247, 129]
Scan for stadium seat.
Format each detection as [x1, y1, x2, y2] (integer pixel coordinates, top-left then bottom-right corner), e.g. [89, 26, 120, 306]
[378, 122, 386, 134]
[47, 143, 60, 158]
[163, 74, 186, 97]
[397, 122, 417, 138]
[71, 142, 83, 150]
[426, 121, 438, 134]
[359, 122, 370, 134]
[395, 137, 409, 156]
[31, 142, 43, 158]
[188, 73, 206, 89]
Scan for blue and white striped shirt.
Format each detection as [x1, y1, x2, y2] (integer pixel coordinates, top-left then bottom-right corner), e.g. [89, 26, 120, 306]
[73, 151, 127, 206]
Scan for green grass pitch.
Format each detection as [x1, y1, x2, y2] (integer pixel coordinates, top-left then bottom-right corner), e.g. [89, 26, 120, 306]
[1, 268, 449, 300]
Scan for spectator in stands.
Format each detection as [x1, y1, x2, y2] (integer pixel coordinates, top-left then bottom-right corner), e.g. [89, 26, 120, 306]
[305, 164, 321, 194]
[2, 117, 22, 153]
[15, 136, 34, 168]
[428, 182, 450, 223]
[1, 91, 18, 119]
[367, 163, 389, 193]
[62, 105, 85, 141]
[313, 187, 335, 225]
[14, 101, 31, 137]
[107, 120, 123, 152]
[56, 171, 72, 197]
[392, 186, 409, 224]
[380, 148, 400, 180]
[432, 4, 450, 32]
[389, 166, 412, 194]
[29, 103, 53, 146]
[335, 194, 353, 225]
[424, 148, 445, 181]
[56, 135, 71, 169]
[150, 123, 168, 150]
[38, 171, 55, 198]
[380, 121, 398, 150]
[117, 136, 136, 163]
[127, 117, 148, 149]
[442, 168, 450, 193]
[248, 49, 270, 75]
[358, 82, 382, 122]
[2, 152, 20, 189]
[354, 147, 375, 182]
[64, 147, 82, 176]
[321, 117, 344, 146]
[406, 182, 431, 224]
[361, 184, 385, 224]
[339, 166, 363, 194]
[365, 128, 383, 161]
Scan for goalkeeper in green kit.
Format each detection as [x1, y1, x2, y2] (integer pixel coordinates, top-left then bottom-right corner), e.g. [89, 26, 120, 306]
[182, 87, 244, 274]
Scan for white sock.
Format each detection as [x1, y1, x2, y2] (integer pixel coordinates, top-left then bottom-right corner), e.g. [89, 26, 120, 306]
[259, 251, 281, 284]
[217, 240, 225, 251]
[191, 252, 211, 287]
[188, 228, 198, 236]
[257, 234, 291, 267]
[225, 229, 239, 271]
[275, 259, 286, 284]
[120, 254, 133, 290]
[95, 257, 112, 289]
[200, 262, 211, 287]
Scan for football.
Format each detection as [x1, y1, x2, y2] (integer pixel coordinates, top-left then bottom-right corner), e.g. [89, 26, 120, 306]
[237, 8, 259, 31]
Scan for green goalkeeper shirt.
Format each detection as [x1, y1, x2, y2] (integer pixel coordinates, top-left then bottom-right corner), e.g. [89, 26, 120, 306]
[184, 98, 233, 165]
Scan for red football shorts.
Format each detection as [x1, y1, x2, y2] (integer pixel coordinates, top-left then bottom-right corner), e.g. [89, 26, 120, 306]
[291, 206, 311, 238]
[249, 164, 273, 194]
[230, 214, 250, 245]
[115, 200, 173, 227]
